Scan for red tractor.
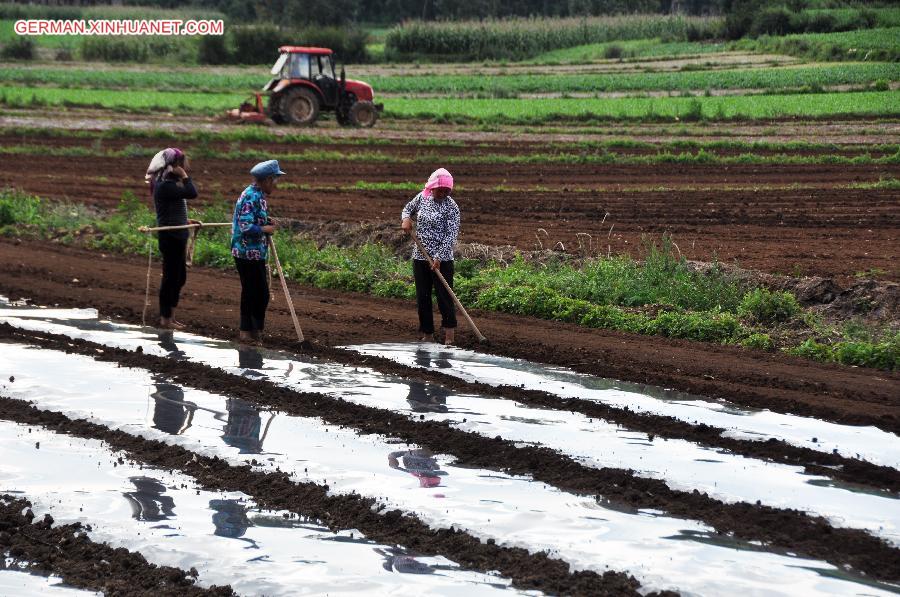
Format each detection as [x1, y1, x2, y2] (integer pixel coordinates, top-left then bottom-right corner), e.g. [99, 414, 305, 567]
[227, 46, 383, 127]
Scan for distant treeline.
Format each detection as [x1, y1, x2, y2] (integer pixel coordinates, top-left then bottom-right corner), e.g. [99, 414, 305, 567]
[2, 0, 895, 30]
[0, 0, 720, 24]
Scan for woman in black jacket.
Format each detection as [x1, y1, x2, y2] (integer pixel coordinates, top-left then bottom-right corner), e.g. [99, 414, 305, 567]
[146, 148, 198, 330]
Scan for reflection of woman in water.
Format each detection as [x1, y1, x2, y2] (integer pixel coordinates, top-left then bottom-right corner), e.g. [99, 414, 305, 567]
[388, 449, 447, 488]
[375, 547, 435, 574]
[414, 347, 453, 370]
[123, 476, 176, 521]
[406, 381, 450, 414]
[151, 382, 193, 435]
[209, 499, 253, 539]
[222, 398, 276, 454]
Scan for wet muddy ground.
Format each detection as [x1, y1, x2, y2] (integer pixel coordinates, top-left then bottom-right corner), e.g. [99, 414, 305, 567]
[0, 110, 897, 594]
[0, 304, 896, 592]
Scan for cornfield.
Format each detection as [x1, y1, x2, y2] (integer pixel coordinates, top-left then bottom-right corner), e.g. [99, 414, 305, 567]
[385, 15, 726, 61]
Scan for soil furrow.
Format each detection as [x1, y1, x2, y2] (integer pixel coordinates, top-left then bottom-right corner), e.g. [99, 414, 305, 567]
[0, 494, 233, 596]
[0, 401, 643, 596]
[2, 324, 898, 583]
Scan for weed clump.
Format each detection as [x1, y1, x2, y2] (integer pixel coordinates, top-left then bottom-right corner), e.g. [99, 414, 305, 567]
[738, 288, 801, 324]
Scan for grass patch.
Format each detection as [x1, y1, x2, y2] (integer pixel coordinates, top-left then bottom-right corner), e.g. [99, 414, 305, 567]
[1, 188, 895, 371]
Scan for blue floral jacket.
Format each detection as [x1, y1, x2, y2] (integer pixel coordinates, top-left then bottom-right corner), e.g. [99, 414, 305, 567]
[231, 184, 269, 261]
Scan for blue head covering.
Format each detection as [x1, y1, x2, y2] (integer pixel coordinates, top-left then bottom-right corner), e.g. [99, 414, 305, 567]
[250, 160, 285, 180]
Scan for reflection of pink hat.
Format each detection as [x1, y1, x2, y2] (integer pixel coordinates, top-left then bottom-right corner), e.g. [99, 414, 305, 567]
[422, 168, 453, 198]
[411, 471, 441, 488]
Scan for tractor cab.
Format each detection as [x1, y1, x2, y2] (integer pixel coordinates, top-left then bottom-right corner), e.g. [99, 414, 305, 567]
[263, 46, 382, 127]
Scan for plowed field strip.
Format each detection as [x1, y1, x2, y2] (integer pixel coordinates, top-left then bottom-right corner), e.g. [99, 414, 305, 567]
[0, 154, 897, 280]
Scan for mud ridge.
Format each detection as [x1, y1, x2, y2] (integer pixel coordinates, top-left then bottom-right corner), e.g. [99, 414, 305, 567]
[0, 401, 643, 596]
[0, 494, 233, 596]
[310, 345, 900, 493]
[2, 324, 898, 583]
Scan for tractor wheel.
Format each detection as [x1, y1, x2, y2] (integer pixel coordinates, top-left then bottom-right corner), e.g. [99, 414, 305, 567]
[268, 94, 285, 124]
[283, 87, 320, 126]
[349, 101, 378, 128]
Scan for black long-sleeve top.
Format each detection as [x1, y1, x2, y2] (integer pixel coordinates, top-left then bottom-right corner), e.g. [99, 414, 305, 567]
[153, 176, 198, 240]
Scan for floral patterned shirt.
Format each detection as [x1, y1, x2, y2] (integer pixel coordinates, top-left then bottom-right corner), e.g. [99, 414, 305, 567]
[231, 184, 269, 261]
[401, 192, 460, 261]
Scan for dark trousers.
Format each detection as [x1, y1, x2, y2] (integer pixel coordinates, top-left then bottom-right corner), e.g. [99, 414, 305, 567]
[158, 233, 187, 319]
[234, 257, 269, 332]
[413, 259, 457, 334]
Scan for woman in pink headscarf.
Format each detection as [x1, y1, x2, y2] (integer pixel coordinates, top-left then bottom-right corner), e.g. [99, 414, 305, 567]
[401, 168, 460, 345]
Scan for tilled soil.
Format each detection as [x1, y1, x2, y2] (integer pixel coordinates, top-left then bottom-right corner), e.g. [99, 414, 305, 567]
[2, 109, 898, 144]
[0, 135, 897, 280]
[2, 324, 899, 585]
[0, 494, 233, 596]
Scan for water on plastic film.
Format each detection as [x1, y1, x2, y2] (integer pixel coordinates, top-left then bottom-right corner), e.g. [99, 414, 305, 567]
[0, 561, 99, 597]
[1, 345, 896, 596]
[347, 342, 900, 469]
[2, 300, 895, 469]
[0, 421, 525, 596]
[1, 306, 899, 547]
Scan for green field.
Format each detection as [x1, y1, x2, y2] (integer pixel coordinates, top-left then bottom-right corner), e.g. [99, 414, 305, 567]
[532, 39, 729, 63]
[384, 91, 900, 123]
[372, 63, 897, 95]
[735, 27, 900, 61]
[1, 85, 896, 122]
[0, 85, 242, 112]
[0, 61, 894, 97]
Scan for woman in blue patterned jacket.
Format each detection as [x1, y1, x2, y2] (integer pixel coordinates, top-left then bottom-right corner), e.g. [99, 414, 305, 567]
[401, 168, 460, 345]
[231, 160, 284, 344]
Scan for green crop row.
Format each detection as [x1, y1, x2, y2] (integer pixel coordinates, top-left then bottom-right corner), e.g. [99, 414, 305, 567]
[4, 124, 890, 157]
[2, 62, 895, 97]
[383, 91, 900, 123]
[1, 140, 895, 167]
[370, 63, 898, 95]
[1, 85, 896, 123]
[0, 85, 243, 113]
[385, 15, 725, 61]
[1, 188, 895, 370]
[0, 65, 267, 94]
